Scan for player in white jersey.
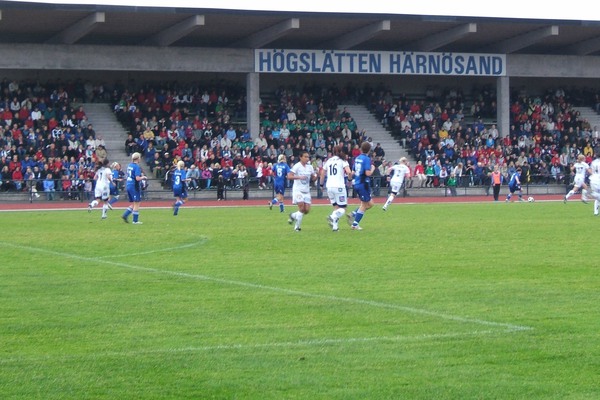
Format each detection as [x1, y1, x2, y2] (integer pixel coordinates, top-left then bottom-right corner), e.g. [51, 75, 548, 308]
[88, 158, 113, 219]
[589, 154, 600, 215]
[564, 154, 590, 203]
[287, 151, 317, 231]
[320, 145, 353, 231]
[382, 157, 411, 211]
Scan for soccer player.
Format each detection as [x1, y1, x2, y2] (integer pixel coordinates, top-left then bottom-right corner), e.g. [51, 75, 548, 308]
[382, 157, 411, 211]
[349, 141, 376, 230]
[122, 152, 147, 224]
[268, 154, 290, 212]
[287, 151, 317, 231]
[108, 162, 122, 209]
[172, 160, 189, 216]
[564, 154, 590, 203]
[320, 145, 352, 231]
[87, 158, 113, 219]
[505, 167, 525, 202]
[589, 153, 600, 215]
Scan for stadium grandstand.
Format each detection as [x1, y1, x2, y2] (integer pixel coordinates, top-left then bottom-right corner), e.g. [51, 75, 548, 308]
[1, 1, 600, 201]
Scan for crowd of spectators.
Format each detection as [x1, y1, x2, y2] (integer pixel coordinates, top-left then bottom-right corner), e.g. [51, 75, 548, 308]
[370, 84, 600, 190]
[112, 81, 379, 190]
[0, 78, 112, 200]
[3, 76, 600, 199]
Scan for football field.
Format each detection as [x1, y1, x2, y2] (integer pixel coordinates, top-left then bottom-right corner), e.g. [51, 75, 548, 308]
[1, 200, 598, 399]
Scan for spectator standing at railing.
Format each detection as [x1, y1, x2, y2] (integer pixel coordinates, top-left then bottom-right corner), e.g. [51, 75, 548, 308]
[24, 166, 40, 198]
[490, 165, 503, 201]
[42, 173, 55, 200]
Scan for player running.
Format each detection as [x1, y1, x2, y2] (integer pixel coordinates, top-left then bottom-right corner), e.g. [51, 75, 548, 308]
[565, 154, 590, 203]
[87, 158, 113, 219]
[268, 154, 291, 212]
[320, 145, 352, 231]
[382, 157, 411, 211]
[172, 160, 189, 216]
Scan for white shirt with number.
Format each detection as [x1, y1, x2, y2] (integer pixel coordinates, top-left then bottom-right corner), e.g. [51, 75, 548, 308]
[94, 166, 112, 199]
[323, 156, 349, 206]
[291, 161, 314, 204]
[323, 156, 348, 189]
[388, 164, 410, 193]
[573, 161, 589, 187]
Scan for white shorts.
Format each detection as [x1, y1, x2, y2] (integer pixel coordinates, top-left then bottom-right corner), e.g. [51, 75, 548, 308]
[292, 189, 311, 205]
[573, 175, 585, 188]
[326, 186, 348, 206]
[389, 181, 405, 194]
[95, 184, 109, 200]
[590, 175, 600, 199]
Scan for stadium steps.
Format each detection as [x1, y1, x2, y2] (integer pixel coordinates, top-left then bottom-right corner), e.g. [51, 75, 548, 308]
[80, 103, 161, 191]
[572, 106, 600, 131]
[338, 104, 410, 163]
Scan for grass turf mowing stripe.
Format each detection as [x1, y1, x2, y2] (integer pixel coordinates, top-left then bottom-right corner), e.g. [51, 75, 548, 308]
[0, 240, 533, 333]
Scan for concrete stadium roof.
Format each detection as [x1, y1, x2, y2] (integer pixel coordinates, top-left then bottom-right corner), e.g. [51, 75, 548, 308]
[1, 2, 600, 55]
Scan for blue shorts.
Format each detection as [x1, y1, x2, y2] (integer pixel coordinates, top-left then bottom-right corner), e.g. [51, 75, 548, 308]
[274, 182, 286, 196]
[110, 184, 118, 196]
[509, 184, 521, 193]
[354, 184, 372, 202]
[173, 187, 188, 199]
[127, 187, 142, 202]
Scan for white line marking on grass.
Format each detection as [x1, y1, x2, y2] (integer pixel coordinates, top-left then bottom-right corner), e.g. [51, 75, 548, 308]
[0, 241, 533, 332]
[0, 329, 523, 364]
[95, 238, 208, 259]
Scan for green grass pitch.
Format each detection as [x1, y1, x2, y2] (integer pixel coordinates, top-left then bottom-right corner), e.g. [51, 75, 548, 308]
[1, 201, 599, 399]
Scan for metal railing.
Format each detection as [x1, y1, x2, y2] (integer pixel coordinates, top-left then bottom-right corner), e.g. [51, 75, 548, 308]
[0, 175, 572, 203]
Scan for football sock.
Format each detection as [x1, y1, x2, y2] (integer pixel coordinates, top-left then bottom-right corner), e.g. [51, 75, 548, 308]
[353, 210, 364, 225]
[122, 207, 133, 218]
[295, 212, 303, 228]
[384, 195, 393, 207]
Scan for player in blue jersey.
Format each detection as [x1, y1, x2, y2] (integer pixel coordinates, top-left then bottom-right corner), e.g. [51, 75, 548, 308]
[348, 141, 375, 230]
[268, 154, 291, 212]
[505, 167, 525, 202]
[172, 160, 189, 216]
[122, 152, 147, 224]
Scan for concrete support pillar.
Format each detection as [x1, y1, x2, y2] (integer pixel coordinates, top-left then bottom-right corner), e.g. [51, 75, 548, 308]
[246, 72, 260, 138]
[497, 76, 510, 138]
